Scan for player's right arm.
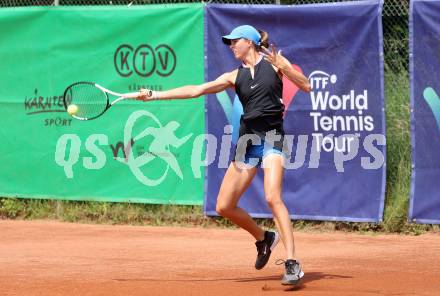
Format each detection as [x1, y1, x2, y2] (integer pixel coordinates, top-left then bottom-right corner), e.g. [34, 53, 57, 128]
[137, 70, 237, 101]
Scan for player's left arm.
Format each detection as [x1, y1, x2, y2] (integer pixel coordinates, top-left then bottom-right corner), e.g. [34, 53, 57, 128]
[260, 45, 311, 93]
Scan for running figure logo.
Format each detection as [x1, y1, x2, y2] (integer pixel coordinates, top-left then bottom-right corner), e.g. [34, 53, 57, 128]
[122, 110, 193, 186]
[139, 122, 192, 178]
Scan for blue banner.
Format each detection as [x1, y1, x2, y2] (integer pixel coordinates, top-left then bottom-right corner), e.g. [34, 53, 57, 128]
[409, 0, 440, 224]
[204, 1, 386, 222]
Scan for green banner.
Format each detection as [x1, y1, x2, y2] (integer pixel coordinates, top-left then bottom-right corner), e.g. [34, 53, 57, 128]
[0, 5, 205, 205]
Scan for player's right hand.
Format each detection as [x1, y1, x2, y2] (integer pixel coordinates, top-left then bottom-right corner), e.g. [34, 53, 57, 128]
[137, 88, 154, 101]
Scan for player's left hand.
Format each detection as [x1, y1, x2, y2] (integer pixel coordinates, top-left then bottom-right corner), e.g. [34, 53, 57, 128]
[260, 44, 285, 69]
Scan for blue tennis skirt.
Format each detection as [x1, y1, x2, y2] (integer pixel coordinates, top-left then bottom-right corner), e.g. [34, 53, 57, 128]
[234, 140, 286, 167]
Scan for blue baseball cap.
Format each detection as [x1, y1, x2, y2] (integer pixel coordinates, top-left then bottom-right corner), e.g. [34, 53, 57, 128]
[222, 25, 261, 45]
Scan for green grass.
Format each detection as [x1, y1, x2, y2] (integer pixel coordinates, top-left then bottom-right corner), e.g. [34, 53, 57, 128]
[0, 199, 211, 226]
[1, 70, 440, 234]
[382, 68, 412, 232]
[1, 197, 438, 234]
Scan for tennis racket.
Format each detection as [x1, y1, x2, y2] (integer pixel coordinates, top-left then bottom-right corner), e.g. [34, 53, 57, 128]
[63, 82, 151, 120]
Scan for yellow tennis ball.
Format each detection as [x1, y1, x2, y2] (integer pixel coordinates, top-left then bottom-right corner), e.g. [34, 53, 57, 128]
[67, 104, 78, 115]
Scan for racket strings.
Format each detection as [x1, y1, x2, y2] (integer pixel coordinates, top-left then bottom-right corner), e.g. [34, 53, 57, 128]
[65, 83, 109, 119]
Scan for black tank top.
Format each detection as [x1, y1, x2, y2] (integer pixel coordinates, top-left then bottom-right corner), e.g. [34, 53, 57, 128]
[235, 58, 285, 143]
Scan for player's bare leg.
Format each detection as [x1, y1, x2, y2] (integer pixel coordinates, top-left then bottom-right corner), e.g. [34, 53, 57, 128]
[216, 162, 262, 240]
[263, 154, 304, 285]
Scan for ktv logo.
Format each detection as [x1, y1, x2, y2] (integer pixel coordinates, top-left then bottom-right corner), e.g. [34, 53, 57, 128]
[423, 87, 440, 131]
[114, 44, 176, 78]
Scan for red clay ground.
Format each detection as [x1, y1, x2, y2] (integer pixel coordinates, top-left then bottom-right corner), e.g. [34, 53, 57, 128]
[1, 220, 440, 296]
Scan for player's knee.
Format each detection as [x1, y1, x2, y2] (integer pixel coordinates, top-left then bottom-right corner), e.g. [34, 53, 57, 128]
[215, 203, 228, 217]
[216, 202, 233, 217]
[265, 193, 283, 209]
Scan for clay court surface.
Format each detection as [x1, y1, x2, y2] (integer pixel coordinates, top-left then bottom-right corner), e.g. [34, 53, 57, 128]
[1, 220, 440, 296]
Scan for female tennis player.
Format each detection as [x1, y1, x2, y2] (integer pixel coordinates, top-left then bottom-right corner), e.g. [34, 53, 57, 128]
[136, 25, 311, 285]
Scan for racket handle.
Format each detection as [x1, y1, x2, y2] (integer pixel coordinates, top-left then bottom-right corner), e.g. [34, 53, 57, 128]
[124, 91, 148, 99]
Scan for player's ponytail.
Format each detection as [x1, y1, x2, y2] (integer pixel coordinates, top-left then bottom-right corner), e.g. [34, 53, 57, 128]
[257, 29, 270, 49]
